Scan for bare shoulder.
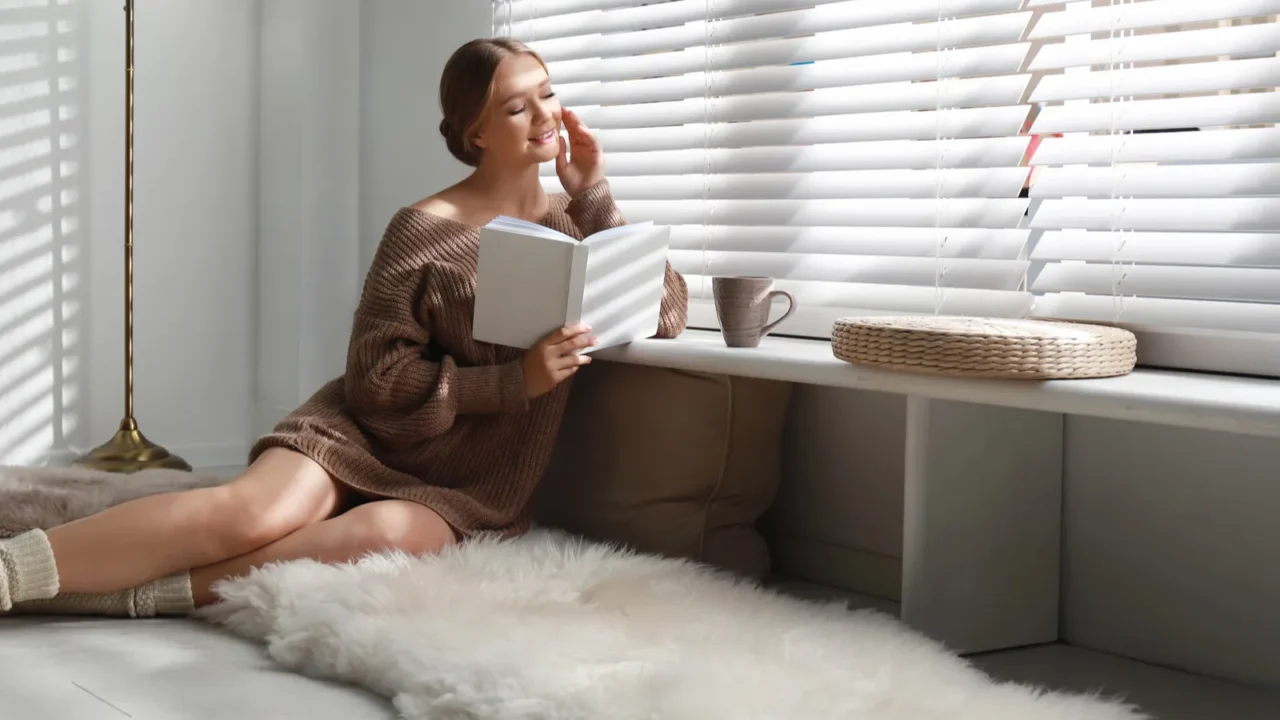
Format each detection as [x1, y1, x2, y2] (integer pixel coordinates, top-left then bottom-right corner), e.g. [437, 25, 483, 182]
[408, 188, 492, 227]
[408, 193, 462, 221]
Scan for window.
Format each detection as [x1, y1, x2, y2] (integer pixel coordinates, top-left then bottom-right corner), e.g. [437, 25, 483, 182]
[494, 0, 1280, 378]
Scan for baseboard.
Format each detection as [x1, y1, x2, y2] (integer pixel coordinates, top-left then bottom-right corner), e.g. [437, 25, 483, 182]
[767, 531, 903, 603]
[39, 443, 249, 471]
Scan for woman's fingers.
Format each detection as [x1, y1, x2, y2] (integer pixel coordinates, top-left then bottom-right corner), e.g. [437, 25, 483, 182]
[563, 109, 596, 150]
[554, 331, 597, 354]
[540, 323, 589, 349]
[551, 350, 594, 370]
[553, 352, 592, 372]
[555, 134, 569, 172]
[550, 333, 596, 371]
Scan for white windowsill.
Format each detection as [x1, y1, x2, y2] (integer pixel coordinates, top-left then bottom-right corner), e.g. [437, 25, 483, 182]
[595, 330, 1280, 439]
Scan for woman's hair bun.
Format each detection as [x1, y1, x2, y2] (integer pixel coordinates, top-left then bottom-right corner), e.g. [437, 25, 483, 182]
[438, 117, 478, 167]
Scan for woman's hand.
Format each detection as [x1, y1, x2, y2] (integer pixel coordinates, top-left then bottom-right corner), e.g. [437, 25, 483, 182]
[555, 108, 604, 198]
[523, 324, 597, 399]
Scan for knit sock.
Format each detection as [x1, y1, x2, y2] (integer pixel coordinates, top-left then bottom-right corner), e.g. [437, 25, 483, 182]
[8, 571, 194, 618]
[149, 571, 196, 616]
[0, 530, 60, 611]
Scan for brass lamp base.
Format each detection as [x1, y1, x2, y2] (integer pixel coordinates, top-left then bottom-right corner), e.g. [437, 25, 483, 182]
[71, 419, 191, 473]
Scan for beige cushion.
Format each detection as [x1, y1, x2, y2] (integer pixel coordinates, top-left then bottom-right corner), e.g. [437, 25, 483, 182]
[536, 361, 792, 579]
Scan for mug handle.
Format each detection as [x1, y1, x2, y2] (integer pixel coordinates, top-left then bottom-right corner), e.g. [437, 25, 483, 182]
[760, 290, 796, 338]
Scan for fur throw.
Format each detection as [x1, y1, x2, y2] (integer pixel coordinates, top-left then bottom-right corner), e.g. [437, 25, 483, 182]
[0, 465, 226, 537]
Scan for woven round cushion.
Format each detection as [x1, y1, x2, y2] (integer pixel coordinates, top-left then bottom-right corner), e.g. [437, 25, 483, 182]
[831, 316, 1137, 379]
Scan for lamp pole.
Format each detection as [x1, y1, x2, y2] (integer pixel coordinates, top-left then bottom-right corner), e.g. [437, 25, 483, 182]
[73, 0, 190, 473]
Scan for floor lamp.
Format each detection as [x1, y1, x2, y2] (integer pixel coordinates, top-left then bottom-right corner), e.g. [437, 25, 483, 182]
[73, 0, 189, 473]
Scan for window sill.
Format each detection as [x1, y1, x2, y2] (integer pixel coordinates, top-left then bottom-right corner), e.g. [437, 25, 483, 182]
[595, 329, 1280, 439]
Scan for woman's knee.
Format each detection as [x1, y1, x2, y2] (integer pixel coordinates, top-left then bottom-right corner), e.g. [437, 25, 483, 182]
[343, 500, 457, 557]
[206, 449, 344, 556]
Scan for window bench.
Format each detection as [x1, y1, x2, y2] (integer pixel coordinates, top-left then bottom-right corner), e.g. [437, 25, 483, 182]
[597, 330, 1280, 654]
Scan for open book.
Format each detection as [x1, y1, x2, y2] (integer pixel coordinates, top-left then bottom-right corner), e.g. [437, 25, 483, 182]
[472, 216, 672, 352]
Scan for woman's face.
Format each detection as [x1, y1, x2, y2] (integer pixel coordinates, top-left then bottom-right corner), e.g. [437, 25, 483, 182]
[473, 53, 561, 167]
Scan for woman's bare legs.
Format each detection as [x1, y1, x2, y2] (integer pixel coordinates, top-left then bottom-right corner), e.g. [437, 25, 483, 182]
[43, 449, 345, 594]
[190, 499, 457, 607]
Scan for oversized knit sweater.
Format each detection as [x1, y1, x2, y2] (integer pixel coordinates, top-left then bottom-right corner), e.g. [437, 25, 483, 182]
[249, 181, 689, 537]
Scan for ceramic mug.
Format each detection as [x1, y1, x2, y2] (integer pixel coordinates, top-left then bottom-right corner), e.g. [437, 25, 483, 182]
[711, 276, 797, 348]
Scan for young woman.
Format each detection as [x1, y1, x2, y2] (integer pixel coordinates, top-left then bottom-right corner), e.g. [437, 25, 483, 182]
[0, 38, 688, 617]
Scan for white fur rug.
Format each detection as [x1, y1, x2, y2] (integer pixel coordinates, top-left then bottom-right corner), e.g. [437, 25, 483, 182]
[200, 530, 1143, 720]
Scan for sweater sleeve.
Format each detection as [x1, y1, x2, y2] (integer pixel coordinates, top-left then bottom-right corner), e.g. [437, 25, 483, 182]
[565, 181, 689, 339]
[344, 260, 528, 448]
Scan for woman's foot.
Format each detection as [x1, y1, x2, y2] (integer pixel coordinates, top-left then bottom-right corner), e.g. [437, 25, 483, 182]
[8, 571, 193, 618]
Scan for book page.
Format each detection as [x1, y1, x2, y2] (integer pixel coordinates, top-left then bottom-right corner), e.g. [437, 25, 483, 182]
[577, 224, 671, 352]
[472, 226, 576, 349]
[485, 215, 575, 243]
[582, 220, 654, 246]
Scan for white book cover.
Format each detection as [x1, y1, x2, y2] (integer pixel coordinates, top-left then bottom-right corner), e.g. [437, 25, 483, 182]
[472, 216, 671, 352]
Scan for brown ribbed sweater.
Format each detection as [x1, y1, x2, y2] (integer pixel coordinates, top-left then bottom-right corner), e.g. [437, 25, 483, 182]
[249, 181, 689, 537]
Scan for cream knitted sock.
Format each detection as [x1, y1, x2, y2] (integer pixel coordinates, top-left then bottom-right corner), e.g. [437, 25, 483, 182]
[149, 571, 196, 616]
[9, 571, 194, 618]
[0, 530, 60, 611]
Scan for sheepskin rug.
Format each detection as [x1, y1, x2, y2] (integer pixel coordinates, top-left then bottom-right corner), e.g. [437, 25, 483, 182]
[201, 530, 1143, 720]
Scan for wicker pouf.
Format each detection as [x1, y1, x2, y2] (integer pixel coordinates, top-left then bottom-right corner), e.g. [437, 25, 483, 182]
[831, 316, 1137, 379]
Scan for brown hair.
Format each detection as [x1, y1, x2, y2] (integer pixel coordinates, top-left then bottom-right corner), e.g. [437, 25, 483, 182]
[438, 38, 548, 167]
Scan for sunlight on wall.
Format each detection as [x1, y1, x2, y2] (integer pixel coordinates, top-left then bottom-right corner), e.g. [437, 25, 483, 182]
[0, 0, 83, 466]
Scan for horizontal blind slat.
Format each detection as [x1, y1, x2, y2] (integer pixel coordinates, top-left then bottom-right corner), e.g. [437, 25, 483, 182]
[1028, 0, 1280, 40]
[1032, 264, 1280, 303]
[671, 251, 1028, 289]
[575, 75, 1030, 128]
[619, 198, 1031, 227]
[547, 13, 1032, 83]
[504, 0, 645, 17]
[557, 44, 1030, 106]
[666, 225, 1030, 258]
[599, 106, 1031, 152]
[1029, 56, 1280, 103]
[1029, 199, 1280, 233]
[577, 168, 1030, 200]
[684, 275, 1035, 318]
[1030, 231, 1280, 267]
[1031, 128, 1280, 165]
[1032, 294, 1280, 336]
[565, 137, 1033, 176]
[1030, 163, 1280, 199]
[1029, 93, 1280, 134]
[1028, 22, 1280, 72]
[526, 0, 1025, 61]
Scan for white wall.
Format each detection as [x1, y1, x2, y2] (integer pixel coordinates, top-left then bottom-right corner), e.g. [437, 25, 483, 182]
[0, 0, 258, 468]
[1060, 418, 1280, 688]
[250, 0, 492, 439]
[0, 0, 503, 465]
[358, 0, 490, 271]
[764, 387, 906, 601]
[769, 393, 1280, 689]
[254, 0, 361, 437]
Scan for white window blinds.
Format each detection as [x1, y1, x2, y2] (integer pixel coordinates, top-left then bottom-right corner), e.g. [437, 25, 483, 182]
[495, 0, 1280, 377]
[1023, 1, 1280, 377]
